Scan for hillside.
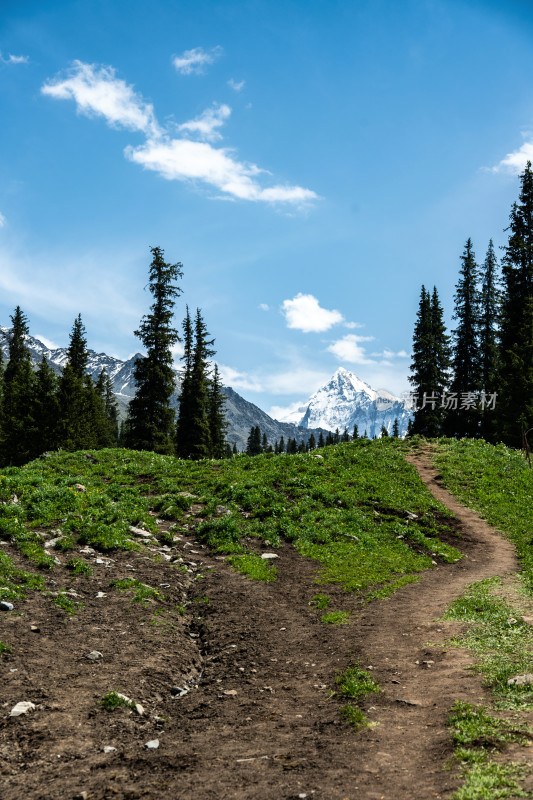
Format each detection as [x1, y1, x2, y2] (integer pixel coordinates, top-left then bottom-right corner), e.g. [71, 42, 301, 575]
[2, 439, 533, 798]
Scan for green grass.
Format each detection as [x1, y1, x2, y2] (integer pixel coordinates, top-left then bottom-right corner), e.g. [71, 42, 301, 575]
[0, 641, 12, 654]
[111, 578, 164, 603]
[226, 553, 278, 581]
[443, 578, 533, 707]
[334, 663, 380, 729]
[100, 691, 136, 711]
[0, 439, 462, 605]
[321, 610, 351, 624]
[310, 593, 331, 609]
[433, 438, 533, 593]
[66, 557, 93, 576]
[452, 761, 532, 799]
[448, 702, 533, 799]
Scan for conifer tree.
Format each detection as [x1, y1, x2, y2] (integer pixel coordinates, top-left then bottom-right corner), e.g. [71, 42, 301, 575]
[94, 370, 119, 447]
[497, 162, 533, 445]
[409, 286, 450, 437]
[447, 239, 481, 438]
[33, 356, 59, 454]
[279, 435, 285, 452]
[127, 247, 182, 454]
[317, 432, 324, 448]
[246, 425, 262, 456]
[1, 307, 35, 465]
[352, 424, 358, 440]
[479, 240, 500, 441]
[392, 418, 400, 437]
[342, 427, 350, 442]
[208, 364, 227, 459]
[176, 309, 215, 459]
[334, 428, 340, 444]
[57, 315, 94, 451]
[380, 425, 389, 437]
[308, 432, 316, 450]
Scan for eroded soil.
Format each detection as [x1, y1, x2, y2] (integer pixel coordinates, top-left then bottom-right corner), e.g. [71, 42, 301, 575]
[0, 452, 527, 799]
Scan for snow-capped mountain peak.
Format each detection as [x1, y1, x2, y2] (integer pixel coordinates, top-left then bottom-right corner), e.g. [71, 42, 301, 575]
[276, 367, 412, 437]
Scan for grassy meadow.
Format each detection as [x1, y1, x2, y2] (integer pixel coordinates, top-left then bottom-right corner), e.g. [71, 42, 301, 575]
[0, 439, 461, 608]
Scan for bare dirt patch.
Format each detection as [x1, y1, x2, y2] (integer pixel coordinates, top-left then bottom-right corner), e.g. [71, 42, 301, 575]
[0, 452, 524, 799]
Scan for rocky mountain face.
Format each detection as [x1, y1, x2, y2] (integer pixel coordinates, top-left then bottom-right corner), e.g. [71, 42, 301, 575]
[276, 367, 412, 438]
[0, 328, 328, 452]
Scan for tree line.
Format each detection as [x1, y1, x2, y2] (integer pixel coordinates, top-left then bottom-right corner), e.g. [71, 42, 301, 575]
[409, 161, 533, 447]
[0, 247, 228, 466]
[244, 420, 401, 456]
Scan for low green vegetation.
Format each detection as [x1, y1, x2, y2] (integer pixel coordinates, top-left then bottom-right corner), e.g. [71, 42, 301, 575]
[0, 439, 461, 603]
[433, 438, 533, 592]
[321, 610, 350, 624]
[448, 702, 533, 800]
[310, 593, 330, 609]
[334, 663, 380, 730]
[111, 578, 164, 604]
[0, 641, 12, 654]
[226, 553, 278, 581]
[443, 578, 533, 707]
[100, 691, 136, 712]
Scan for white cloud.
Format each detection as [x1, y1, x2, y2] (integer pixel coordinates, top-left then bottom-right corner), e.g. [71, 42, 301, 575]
[268, 400, 307, 422]
[217, 364, 263, 392]
[0, 212, 5, 228]
[172, 46, 222, 75]
[178, 103, 231, 142]
[493, 135, 533, 173]
[259, 303, 269, 311]
[281, 293, 344, 333]
[0, 52, 29, 65]
[42, 60, 317, 207]
[228, 78, 245, 92]
[370, 348, 409, 358]
[327, 334, 375, 364]
[126, 138, 317, 204]
[263, 367, 332, 395]
[41, 61, 160, 138]
[344, 321, 363, 329]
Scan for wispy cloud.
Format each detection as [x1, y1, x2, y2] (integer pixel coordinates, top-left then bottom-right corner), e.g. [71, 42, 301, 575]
[327, 334, 375, 364]
[370, 348, 409, 358]
[41, 61, 160, 138]
[493, 137, 533, 173]
[281, 293, 344, 333]
[0, 51, 29, 65]
[0, 212, 6, 228]
[172, 46, 223, 75]
[228, 78, 245, 92]
[178, 103, 231, 142]
[126, 139, 316, 204]
[217, 364, 263, 392]
[259, 303, 269, 311]
[42, 60, 316, 207]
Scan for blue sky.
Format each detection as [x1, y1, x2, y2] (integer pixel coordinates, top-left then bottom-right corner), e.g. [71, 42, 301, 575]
[1, 0, 533, 418]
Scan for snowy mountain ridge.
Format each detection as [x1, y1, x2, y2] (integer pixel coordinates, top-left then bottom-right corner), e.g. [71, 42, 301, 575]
[276, 367, 412, 437]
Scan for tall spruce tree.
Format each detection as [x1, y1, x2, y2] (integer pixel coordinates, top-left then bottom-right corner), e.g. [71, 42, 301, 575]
[57, 315, 94, 451]
[175, 308, 214, 459]
[208, 363, 227, 459]
[1, 307, 36, 465]
[33, 356, 59, 454]
[409, 286, 451, 437]
[447, 238, 481, 438]
[479, 240, 501, 441]
[126, 247, 182, 454]
[246, 425, 262, 456]
[497, 162, 533, 446]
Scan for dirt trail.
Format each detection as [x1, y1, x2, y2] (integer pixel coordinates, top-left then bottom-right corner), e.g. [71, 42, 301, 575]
[0, 451, 522, 800]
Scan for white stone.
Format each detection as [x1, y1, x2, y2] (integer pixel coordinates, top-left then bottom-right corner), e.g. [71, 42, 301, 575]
[10, 701, 36, 717]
